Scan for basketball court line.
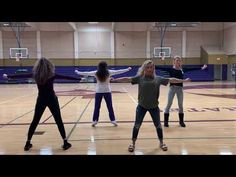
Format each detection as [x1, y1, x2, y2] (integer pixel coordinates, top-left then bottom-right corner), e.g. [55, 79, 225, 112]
[42, 85, 86, 123]
[0, 95, 78, 128]
[42, 96, 78, 123]
[1, 118, 236, 127]
[122, 87, 137, 104]
[66, 98, 93, 140]
[0, 109, 34, 128]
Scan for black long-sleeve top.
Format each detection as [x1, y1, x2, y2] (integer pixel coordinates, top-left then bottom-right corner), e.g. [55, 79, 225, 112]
[156, 66, 202, 87]
[6, 73, 81, 97]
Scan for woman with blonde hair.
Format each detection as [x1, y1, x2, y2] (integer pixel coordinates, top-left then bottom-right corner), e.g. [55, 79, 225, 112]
[3, 57, 81, 151]
[112, 60, 191, 152]
[156, 55, 207, 127]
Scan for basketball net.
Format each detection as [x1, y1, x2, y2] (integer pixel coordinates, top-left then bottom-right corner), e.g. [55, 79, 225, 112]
[16, 56, 20, 62]
[161, 56, 165, 61]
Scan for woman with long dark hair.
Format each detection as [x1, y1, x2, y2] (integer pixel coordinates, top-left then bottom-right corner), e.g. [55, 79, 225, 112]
[3, 57, 81, 151]
[75, 61, 131, 127]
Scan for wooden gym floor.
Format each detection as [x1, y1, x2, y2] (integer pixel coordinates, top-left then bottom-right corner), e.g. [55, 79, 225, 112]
[0, 81, 235, 155]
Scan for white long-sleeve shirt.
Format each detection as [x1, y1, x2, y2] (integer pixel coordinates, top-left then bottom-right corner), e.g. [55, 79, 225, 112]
[75, 68, 130, 93]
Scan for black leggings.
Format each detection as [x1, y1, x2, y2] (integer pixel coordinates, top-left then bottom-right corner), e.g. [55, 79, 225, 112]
[26, 95, 66, 141]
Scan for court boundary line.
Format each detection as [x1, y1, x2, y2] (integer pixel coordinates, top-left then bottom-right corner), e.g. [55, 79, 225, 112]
[66, 98, 93, 140]
[1, 118, 236, 126]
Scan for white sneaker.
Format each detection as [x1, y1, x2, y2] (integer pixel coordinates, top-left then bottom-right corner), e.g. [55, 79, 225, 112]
[92, 121, 98, 127]
[111, 121, 118, 126]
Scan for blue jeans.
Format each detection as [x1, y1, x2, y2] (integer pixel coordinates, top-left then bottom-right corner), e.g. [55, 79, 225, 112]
[93, 92, 115, 122]
[164, 85, 184, 113]
[132, 105, 163, 141]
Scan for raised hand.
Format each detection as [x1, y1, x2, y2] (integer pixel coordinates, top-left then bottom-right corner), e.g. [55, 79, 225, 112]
[75, 70, 79, 74]
[201, 64, 207, 70]
[2, 74, 8, 79]
[185, 78, 191, 82]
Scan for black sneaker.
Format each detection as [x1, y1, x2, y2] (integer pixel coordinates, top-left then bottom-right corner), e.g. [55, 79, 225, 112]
[62, 142, 72, 150]
[24, 143, 33, 151]
[164, 122, 169, 127]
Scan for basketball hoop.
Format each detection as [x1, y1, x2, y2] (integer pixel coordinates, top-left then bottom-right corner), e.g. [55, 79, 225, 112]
[16, 56, 20, 62]
[161, 56, 165, 61]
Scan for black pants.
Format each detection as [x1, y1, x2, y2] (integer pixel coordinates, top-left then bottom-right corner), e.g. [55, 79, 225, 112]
[26, 95, 66, 141]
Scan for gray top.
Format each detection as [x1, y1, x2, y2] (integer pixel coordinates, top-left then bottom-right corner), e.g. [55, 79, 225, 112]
[131, 76, 169, 109]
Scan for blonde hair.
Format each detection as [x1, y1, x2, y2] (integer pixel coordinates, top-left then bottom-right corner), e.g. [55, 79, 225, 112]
[33, 57, 55, 85]
[137, 60, 156, 77]
[173, 55, 181, 60]
[173, 55, 182, 66]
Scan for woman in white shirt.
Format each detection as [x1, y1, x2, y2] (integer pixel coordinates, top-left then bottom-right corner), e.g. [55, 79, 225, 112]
[75, 61, 131, 127]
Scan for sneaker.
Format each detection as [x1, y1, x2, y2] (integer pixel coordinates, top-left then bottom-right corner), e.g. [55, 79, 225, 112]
[62, 142, 72, 150]
[24, 142, 33, 151]
[160, 143, 168, 151]
[111, 120, 118, 126]
[92, 121, 98, 127]
[164, 122, 169, 127]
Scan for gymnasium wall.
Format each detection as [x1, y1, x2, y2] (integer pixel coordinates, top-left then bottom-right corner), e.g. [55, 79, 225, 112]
[115, 32, 146, 58]
[41, 31, 74, 58]
[0, 29, 224, 60]
[0, 58, 202, 67]
[2, 31, 37, 58]
[151, 31, 182, 57]
[78, 31, 111, 58]
[223, 24, 236, 55]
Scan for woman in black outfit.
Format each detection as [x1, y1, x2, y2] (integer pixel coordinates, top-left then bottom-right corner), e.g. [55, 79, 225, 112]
[3, 57, 81, 151]
[156, 56, 207, 127]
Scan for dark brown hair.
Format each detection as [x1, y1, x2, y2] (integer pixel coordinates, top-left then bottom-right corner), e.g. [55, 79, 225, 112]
[96, 61, 109, 82]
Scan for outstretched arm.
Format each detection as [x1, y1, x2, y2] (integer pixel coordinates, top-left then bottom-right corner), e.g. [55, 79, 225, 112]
[183, 64, 207, 72]
[169, 77, 191, 83]
[201, 64, 207, 70]
[74, 69, 97, 77]
[2, 74, 7, 79]
[109, 67, 132, 76]
[2, 73, 33, 79]
[111, 77, 132, 83]
[54, 73, 81, 81]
